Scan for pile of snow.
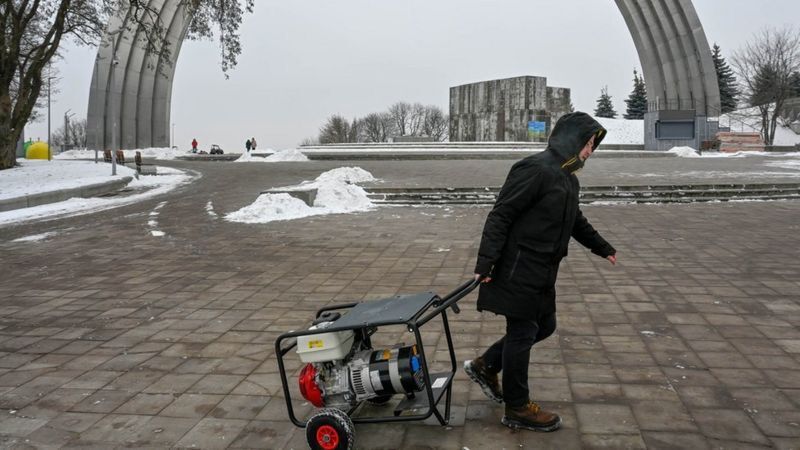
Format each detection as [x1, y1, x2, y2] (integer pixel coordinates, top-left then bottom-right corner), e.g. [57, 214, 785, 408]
[667, 146, 701, 158]
[265, 148, 309, 162]
[225, 167, 375, 224]
[234, 148, 308, 163]
[596, 118, 644, 145]
[312, 167, 374, 184]
[54, 147, 186, 161]
[233, 151, 256, 163]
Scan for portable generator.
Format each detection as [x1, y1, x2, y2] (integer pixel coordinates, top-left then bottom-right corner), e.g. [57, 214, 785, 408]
[275, 278, 480, 450]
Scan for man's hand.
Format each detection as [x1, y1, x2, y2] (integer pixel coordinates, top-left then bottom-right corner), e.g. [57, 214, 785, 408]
[474, 273, 492, 283]
[607, 255, 617, 265]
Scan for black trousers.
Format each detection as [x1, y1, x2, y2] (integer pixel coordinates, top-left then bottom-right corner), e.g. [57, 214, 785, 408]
[480, 312, 557, 408]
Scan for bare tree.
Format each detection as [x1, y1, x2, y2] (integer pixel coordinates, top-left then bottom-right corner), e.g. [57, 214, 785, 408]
[0, 1, 255, 170]
[348, 117, 362, 143]
[408, 102, 427, 136]
[51, 117, 87, 149]
[298, 136, 319, 146]
[318, 115, 352, 144]
[388, 102, 412, 136]
[421, 105, 449, 141]
[318, 102, 447, 143]
[732, 26, 800, 145]
[361, 112, 393, 142]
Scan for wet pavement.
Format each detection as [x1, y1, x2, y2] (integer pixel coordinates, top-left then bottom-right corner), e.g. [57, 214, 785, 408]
[0, 157, 798, 449]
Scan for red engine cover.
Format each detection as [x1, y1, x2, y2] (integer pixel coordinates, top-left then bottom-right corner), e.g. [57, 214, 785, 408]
[298, 363, 324, 407]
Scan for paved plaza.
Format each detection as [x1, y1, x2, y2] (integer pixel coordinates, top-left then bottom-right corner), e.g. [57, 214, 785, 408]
[1, 157, 799, 449]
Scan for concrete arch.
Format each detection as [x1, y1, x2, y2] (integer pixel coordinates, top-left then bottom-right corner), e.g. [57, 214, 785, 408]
[87, 1, 721, 150]
[614, 0, 720, 114]
[86, 1, 191, 151]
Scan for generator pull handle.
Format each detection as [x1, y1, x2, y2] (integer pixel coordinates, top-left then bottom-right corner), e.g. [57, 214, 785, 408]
[423, 278, 481, 323]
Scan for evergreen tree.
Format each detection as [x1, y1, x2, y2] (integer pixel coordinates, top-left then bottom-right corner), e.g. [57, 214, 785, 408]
[750, 64, 780, 107]
[624, 69, 648, 119]
[790, 71, 800, 97]
[594, 87, 617, 118]
[712, 43, 739, 113]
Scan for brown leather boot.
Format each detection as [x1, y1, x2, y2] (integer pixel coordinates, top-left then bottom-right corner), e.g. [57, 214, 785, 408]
[463, 357, 503, 403]
[502, 401, 561, 432]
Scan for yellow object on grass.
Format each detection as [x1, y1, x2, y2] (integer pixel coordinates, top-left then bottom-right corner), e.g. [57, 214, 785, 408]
[26, 141, 50, 160]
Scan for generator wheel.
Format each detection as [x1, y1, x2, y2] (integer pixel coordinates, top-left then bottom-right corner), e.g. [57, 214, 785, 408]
[306, 408, 355, 450]
[366, 394, 393, 405]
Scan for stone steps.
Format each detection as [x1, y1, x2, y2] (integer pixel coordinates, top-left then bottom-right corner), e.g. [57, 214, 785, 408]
[366, 183, 800, 205]
[716, 132, 765, 153]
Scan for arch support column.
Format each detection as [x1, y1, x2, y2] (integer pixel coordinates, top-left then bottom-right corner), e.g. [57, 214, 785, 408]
[87, 1, 191, 151]
[615, 0, 721, 150]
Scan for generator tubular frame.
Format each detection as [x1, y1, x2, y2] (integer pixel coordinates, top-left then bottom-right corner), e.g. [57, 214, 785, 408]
[275, 278, 480, 428]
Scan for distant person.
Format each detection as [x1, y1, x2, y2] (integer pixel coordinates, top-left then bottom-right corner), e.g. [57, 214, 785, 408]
[246, 139, 252, 152]
[251, 137, 257, 151]
[191, 138, 198, 153]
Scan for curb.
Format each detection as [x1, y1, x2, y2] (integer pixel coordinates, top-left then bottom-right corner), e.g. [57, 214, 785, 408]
[0, 177, 133, 213]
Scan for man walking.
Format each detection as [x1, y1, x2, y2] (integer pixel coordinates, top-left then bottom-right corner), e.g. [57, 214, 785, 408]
[465, 112, 617, 432]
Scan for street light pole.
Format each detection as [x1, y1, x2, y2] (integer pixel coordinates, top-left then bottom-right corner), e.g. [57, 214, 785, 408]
[64, 108, 73, 153]
[47, 76, 51, 161]
[109, 31, 120, 176]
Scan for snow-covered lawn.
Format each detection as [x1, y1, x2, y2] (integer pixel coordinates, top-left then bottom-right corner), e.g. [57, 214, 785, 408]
[599, 112, 800, 148]
[1, 159, 136, 200]
[0, 159, 195, 226]
[596, 118, 644, 145]
[720, 107, 800, 147]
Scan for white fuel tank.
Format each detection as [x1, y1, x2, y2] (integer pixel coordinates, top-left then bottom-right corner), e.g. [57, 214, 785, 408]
[296, 323, 355, 363]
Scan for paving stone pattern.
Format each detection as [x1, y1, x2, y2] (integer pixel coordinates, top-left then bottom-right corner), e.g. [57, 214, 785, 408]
[0, 160, 798, 448]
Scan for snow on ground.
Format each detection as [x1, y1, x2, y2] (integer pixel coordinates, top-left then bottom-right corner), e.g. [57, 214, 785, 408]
[598, 109, 800, 148]
[146, 202, 168, 237]
[766, 159, 800, 171]
[0, 161, 196, 226]
[12, 231, 60, 243]
[266, 149, 309, 162]
[1, 159, 137, 200]
[720, 107, 800, 147]
[54, 147, 188, 161]
[667, 146, 701, 157]
[225, 167, 375, 224]
[596, 118, 644, 145]
[206, 201, 218, 218]
[234, 148, 309, 163]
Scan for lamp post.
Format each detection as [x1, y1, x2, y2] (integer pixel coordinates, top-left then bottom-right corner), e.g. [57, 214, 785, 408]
[64, 109, 74, 153]
[47, 75, 54, 161]
[108, 29, 121, 176]
[93, 56, 100, 163]
[110, 56, 119, 176]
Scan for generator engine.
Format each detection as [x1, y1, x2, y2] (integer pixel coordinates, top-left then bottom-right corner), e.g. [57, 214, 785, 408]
[296, 319, 425, 410]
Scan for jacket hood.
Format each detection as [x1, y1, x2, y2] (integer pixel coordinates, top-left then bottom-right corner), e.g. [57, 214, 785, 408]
[545, 112, 606, 163]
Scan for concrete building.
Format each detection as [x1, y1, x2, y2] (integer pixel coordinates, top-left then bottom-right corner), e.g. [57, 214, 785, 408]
[449, 76, 571, 142]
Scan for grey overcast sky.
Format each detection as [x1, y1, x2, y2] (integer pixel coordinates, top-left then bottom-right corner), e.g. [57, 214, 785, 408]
[25, 0, 800, 152]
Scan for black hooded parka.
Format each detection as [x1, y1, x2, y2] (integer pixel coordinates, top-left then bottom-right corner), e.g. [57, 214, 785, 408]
[474, 112, 616, 320]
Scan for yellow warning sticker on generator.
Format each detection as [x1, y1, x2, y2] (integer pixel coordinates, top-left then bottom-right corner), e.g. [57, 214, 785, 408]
[308, 340, 324, 349]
